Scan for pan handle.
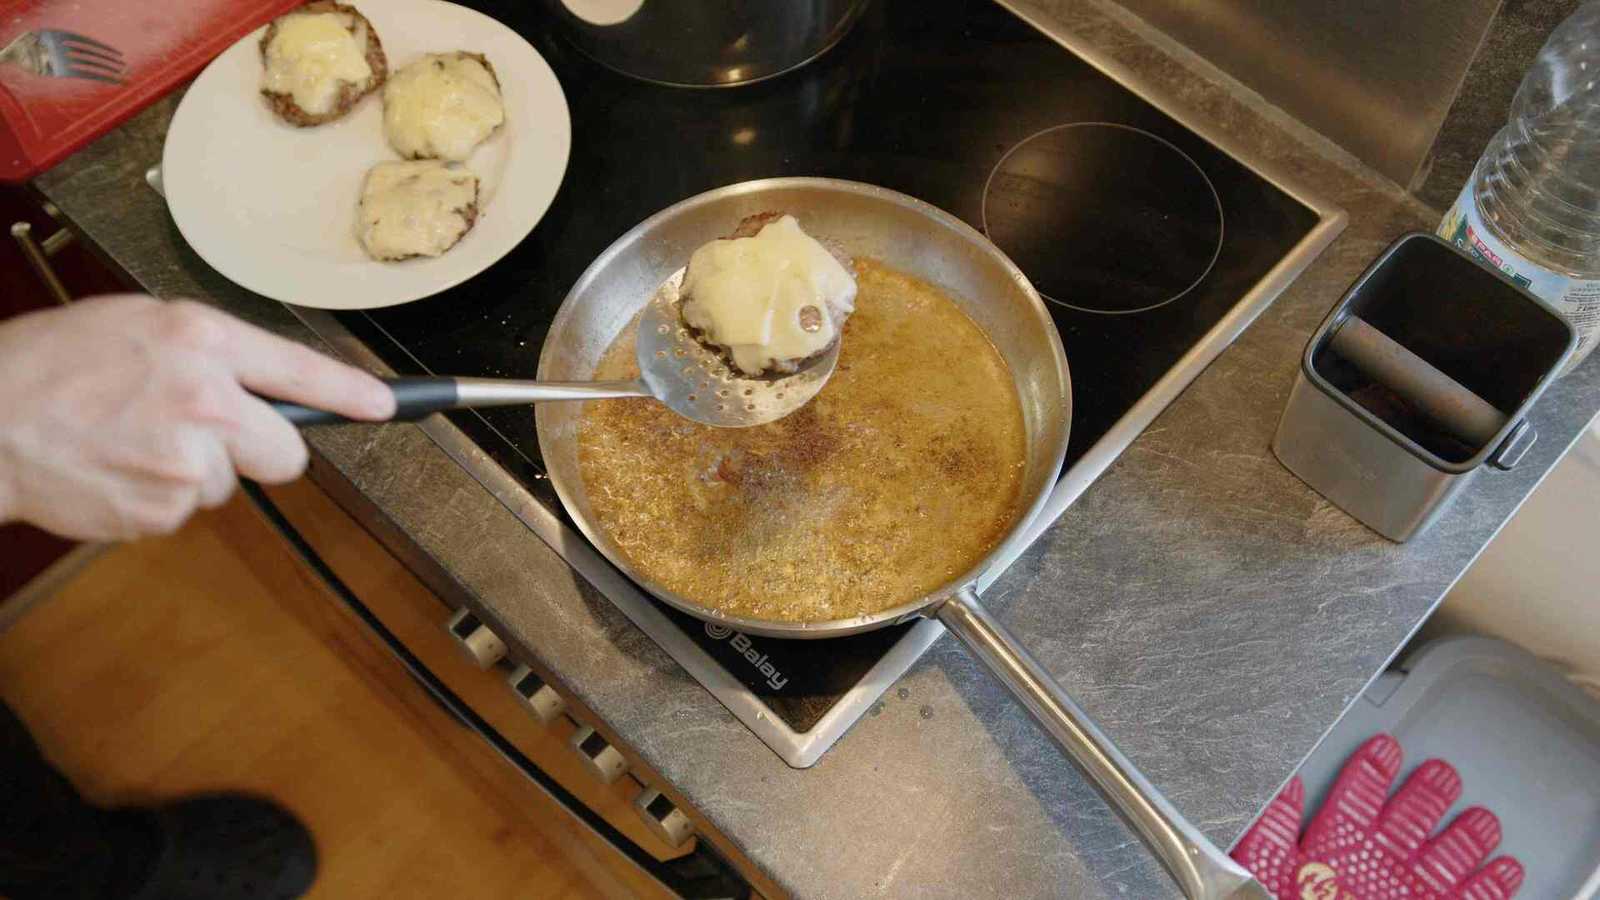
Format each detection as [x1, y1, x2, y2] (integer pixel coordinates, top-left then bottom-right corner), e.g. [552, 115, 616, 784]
[936, 587, 1265, 900]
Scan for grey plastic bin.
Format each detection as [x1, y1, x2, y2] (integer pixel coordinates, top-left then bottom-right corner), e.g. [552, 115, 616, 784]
[1281, 636, 1600, 899]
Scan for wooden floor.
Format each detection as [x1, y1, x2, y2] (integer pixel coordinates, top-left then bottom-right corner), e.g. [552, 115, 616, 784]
[0, 491, 632, 899]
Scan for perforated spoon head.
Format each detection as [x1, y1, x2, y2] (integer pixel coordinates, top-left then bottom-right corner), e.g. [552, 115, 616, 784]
[634, 271, 839, 428]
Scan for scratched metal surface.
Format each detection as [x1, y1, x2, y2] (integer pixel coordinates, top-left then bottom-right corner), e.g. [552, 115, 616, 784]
[35, 0, 1600, 895]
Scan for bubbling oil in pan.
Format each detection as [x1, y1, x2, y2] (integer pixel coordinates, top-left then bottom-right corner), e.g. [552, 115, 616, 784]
[577, 259, 1027, 623]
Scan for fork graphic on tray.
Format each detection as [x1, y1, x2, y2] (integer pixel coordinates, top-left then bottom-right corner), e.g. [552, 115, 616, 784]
[0, 29, 124, 83]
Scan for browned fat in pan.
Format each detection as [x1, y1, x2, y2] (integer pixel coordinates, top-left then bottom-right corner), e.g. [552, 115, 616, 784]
[577, 258, 1028, 623]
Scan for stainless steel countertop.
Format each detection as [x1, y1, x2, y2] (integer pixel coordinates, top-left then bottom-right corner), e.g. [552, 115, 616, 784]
[36, 1, 1600, 896]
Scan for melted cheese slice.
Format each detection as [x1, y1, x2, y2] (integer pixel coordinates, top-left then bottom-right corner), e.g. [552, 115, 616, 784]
[262, 12, 372, 116]
[680, 216, 857, 374]
[358, 161, 477, 261]
[384, 54, 505, 161]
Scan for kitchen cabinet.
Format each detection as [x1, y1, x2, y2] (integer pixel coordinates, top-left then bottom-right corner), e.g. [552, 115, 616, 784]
[253, 469, 767, 899]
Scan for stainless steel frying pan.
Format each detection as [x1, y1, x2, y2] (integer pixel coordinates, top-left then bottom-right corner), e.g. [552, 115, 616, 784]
[536, 178, 1267, 899]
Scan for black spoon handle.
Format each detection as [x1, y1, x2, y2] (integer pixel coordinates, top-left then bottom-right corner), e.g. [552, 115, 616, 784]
[267, 376, 458, 427]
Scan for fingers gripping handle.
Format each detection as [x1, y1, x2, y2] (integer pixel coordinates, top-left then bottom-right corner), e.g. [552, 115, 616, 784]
[936, 587, 1265, 900]
[269, 377, 458, 426]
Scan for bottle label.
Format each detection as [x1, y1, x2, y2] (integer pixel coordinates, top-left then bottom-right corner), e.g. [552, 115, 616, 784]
[1440, 182, 1600, 364]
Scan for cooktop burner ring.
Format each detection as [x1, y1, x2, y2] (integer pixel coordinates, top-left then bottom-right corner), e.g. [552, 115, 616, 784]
[982, 122, 1225, 315]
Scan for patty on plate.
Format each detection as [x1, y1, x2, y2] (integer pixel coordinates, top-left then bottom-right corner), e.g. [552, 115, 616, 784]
[357, 160, 479, 262]
[260, 1, 388, 127]
[383, 51, 505, 161]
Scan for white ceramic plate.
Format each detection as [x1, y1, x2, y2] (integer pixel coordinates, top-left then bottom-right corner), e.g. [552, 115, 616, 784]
[162, 0, 570, 310]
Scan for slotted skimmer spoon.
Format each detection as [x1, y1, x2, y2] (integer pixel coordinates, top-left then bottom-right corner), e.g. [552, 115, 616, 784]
[271, 270, 839, 428]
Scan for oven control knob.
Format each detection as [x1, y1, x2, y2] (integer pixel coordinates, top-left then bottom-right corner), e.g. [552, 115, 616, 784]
[444, 608, 505, 669]
[634, 788, 695, 848]
[570, 725, 628, 784]
[506, 664, 566, 725]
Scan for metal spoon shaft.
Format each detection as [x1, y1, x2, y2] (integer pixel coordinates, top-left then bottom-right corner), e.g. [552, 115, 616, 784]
[454, 376, 651, 405]
[270, 376, 651, 426]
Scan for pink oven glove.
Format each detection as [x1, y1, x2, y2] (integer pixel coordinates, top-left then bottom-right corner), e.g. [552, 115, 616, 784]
[1232, 734, 1525, 900]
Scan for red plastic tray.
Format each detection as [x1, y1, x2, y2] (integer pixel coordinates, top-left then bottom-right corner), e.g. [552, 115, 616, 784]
[0, 0, 306, 183]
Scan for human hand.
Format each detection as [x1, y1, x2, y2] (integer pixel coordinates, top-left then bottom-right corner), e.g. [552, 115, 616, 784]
[0, 295, 394, 540]
[1232, 734, 1523, 900]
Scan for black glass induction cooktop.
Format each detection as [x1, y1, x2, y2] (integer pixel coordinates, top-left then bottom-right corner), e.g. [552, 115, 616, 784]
[332, 0, 1319, 740]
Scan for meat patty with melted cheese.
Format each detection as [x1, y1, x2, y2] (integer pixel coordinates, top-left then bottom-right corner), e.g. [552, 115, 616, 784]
[383, 51, 505, 161]
[678, 212, 857, 376]
[357, 160, 479, 262]
[259, 1, 387, 127]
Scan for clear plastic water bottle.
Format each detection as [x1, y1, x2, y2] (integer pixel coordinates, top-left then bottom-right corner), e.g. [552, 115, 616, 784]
[1439, 0, 1600, 374]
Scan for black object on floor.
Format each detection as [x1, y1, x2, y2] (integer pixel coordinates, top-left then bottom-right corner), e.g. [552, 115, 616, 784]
[0, 703, 312, 900]
[125, 794, 317, 900]
[0, 699, 120, 900]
